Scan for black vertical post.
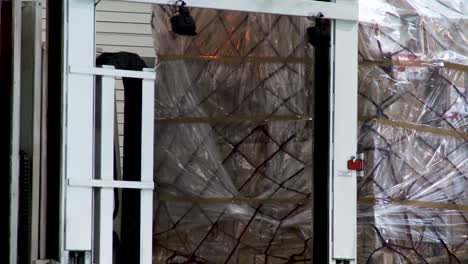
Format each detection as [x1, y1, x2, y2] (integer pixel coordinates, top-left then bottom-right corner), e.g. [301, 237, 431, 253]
[310, 15, 331, 263]
[0, 1, 13, 263]
[45, 0, 63, 260]
[120, 75, 143, 263]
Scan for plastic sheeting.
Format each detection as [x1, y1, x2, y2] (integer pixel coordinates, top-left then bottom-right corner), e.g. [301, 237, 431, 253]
[151, 0, 467, 263]
[151, 6, 314, 263]
[357, 0, 468, 262]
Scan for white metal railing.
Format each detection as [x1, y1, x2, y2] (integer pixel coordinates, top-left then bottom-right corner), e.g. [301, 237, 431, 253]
[67, 65, 155, 264]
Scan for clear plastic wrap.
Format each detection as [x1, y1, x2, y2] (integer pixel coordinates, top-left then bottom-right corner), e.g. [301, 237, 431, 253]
[151, 1, 467, 262]
[151, 7, 314, 263]
[357, 0, 468, 262]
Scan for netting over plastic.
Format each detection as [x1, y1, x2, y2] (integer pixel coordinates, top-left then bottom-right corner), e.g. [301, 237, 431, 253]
[357, 0, 468, 262]
[151, 6, 314, 263]
[151, 0, 467, 263]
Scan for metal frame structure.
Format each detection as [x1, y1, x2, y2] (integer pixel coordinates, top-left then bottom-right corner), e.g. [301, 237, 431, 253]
[48, 0, 357, 263]
[7, 1, 45, 263]
[20, 1, 44, 263]
[46, 1, 155, 264]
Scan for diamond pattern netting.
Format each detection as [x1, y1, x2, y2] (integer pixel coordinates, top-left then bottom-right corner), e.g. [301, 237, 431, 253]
[357, 1, 468, 261]
[150, 1, 467, 263]
[152, 6, 314, 263]
[358, 66, 468, 263]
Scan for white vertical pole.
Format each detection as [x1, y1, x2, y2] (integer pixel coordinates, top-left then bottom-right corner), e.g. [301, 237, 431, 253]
[332, 0, 358, 261]
[10, 1, 22, 263]
[39, 43, 48, 259]
[140, 70, 155, 264]
[95, 66, 116, 264]
[64, 0, 95, 251]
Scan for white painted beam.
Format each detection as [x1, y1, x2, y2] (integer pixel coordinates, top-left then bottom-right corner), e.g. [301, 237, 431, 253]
[68, 179, 155, 190]
[64, 0, 95, 251]
[117, 0, 358, 20]
[70, 65, 156, 80]
[331, 0, 358, 261]
[95, 66, 115, 264]
[139, 70, 155, 264]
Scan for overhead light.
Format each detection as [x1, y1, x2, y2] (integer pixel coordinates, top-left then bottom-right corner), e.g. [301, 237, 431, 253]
[307, 13, 330, 47]
[170, 0, 197, 36]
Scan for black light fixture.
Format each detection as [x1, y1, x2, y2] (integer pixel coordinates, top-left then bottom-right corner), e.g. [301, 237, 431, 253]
[306, 13, 330, 48]
[170, 0, 197, 36]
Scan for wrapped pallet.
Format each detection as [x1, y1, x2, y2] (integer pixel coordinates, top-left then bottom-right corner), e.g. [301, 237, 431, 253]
[151, 6, 314, 263]
[357, 0, 467, 262]
[150, 0, 467, 263]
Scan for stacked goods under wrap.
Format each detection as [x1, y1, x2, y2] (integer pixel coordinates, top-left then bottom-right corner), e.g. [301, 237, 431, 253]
[151, 7, 314, 263]
[357, 0, 468, 262]
[151, 0, 467, 263]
